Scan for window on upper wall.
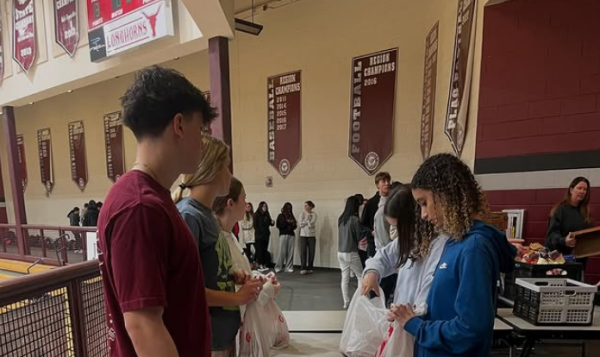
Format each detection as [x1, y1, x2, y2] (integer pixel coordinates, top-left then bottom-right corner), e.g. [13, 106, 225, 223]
[112, 0, 122, 11]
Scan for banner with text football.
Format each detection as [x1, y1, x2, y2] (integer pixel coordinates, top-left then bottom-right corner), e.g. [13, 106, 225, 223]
[444, 0, 477, 157]
[86, 0, 174, 62]
[267, 71, 302, 179]
[13, 0, 37, 72]
[349, 48, 397, 175]
[54, 0, 80, 57]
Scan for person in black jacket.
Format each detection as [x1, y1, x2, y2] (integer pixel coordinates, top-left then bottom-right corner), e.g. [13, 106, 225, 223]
[254, 202, 275, 271]
[83, 200, 100, 227]
[68, 207, 81, 227]
[275, 202, 298, 273]
[546, 177, 592, 268]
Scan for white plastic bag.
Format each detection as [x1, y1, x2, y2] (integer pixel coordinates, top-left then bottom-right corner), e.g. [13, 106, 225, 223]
[339, 286, 388, 357]
[375, 302, 428, 357]
[264, 293, 290, 349]
[238, 300, 272, 357]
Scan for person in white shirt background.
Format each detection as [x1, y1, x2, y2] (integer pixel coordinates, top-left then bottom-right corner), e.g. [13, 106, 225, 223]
[240, 202, 256, 269]
[299, 201, 318, 275]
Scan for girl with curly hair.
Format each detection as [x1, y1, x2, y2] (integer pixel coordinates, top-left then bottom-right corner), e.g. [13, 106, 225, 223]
[361, 184, 449, 357]
[389, 153, 516, 357]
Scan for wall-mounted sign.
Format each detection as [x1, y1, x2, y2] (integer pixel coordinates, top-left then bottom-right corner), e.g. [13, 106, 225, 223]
[17, 134, 27, 192]
[68, 121, 88, 191]
[37, 128, 54, 194]
[104, 112, 125, 182]
[86, 0, 174, 62]
[267, 70, 302, 179]
[420, 22, 440, 161]
[349, 48, 398, 175]
[54, 0, 80, 57]
[0, 6, 5, 85]
[12, 0, 37, 72]
[444, 0, 478, 157]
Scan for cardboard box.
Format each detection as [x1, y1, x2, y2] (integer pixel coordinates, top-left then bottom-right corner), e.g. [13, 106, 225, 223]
[573, 226, 600, 258]
[484, 211, 509, 232]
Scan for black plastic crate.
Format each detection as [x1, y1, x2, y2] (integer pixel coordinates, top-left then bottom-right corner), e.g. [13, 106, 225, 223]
[503, 262, 583, 301]
[513, 278, 595, 326]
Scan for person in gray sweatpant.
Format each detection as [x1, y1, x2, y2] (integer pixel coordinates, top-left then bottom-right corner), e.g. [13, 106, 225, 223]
[275, 202, 297, 273]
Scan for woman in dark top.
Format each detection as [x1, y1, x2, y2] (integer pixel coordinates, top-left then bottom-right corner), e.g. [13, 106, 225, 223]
[67, 207, 80, 227]
[337, 196, 363, 308]
[275, 203, 298, 273]
[254, 202, 275, 272]
[546, 177, 592, 261]
[82, 200, 99, 227]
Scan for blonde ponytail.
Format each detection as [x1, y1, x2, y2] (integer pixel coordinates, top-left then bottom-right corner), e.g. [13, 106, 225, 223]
[172, 135, 230, 204]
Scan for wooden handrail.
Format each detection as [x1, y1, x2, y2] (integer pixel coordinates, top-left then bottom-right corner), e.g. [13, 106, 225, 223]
[0, 260, 100, 306]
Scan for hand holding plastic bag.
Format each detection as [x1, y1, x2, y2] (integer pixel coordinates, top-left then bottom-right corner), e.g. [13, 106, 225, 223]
[339, 286, 388, 357]
[375, 302, 428, 357]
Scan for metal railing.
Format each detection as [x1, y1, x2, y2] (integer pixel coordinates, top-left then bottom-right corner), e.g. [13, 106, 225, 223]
[0, 260, 107, 357]
[0, 224, 96, 266]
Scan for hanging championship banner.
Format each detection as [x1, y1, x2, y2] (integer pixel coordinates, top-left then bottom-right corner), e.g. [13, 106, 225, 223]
[444, 0, 478, 157]
[86, 0, 174, 62]
[54, 0, 79, 57]
[267, 70, 302, 179]
[420, 22, 440, 161]
[17, 134, 27, 192]
[0, 6, 5, 85]
[68, 121, 88, 191]
[349, 48, 397, 175]
[104, 112, 125, 182]
[12, 0, 37, 72]
[37, 128, 54, 194]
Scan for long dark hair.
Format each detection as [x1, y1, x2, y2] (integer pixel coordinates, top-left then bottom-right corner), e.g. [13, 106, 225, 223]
[67, 207, 80, 218]
[411, 153, 488, 241]
[245, 202, 254, 221]
[281, 202, 295, 221]
[551, 177, 591, 223]
[255, 201, 269, 216]
[339, 196, 360, 225]
[384, 184, 434, 268]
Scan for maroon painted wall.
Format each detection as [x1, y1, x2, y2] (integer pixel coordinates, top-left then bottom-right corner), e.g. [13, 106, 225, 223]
[477, 0, 600, 159]
[487, 188, 600, 284]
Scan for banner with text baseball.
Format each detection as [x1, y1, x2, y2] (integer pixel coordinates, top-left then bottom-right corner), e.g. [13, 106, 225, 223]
[349, 48, 397, 175]
[17, 134, 27, 192]
[267, 70, 302, 178]
[420, 22, 439, 161]
[86, 0, 174, 62]
[444, 0, 477, 157]
[104, 112, 126, 182]
[13, 0, 37, 72]
[37, 128, 54, 194]
[54, 0, 79, 57]
[69, 121, 88, 191]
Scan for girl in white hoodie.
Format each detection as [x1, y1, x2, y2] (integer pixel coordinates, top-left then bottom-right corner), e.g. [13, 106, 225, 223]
[362, 184, 449, 357]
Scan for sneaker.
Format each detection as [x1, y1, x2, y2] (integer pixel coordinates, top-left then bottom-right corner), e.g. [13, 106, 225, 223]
[285, 269, 294, 273]
[258, 267, 269, 272]
[343, 302, 349, 309]
[275, 268, 282, 273]
[308, 270, 314, 274]
[300, 270, 308, 275]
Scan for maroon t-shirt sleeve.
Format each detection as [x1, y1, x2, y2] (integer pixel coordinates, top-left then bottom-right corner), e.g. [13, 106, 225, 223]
[108, 205, 170, 313]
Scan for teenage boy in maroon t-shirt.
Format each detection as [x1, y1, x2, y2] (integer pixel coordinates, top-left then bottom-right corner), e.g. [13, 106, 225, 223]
[97, 66, 216, 357]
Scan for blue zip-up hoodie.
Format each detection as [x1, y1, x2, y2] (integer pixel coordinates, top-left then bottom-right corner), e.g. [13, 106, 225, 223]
[404, 220, 516, 357]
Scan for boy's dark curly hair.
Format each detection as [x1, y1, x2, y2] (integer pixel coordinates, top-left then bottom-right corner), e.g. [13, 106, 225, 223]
[411, 153, 488, 241]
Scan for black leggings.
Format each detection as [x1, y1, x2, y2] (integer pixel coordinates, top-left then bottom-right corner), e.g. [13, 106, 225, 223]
[244, 243, 255, 263]
[255, 237, 270, 266]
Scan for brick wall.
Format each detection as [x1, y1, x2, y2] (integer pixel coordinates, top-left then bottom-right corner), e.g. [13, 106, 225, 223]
[486, 188, 600, 284]
[477, 0, 600, 159]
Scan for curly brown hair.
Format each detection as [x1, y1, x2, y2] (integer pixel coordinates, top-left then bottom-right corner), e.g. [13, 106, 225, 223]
[411, 153, 488, 241]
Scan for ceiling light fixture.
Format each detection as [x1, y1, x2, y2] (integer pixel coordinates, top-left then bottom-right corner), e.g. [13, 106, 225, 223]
[235, 18, 263, 36]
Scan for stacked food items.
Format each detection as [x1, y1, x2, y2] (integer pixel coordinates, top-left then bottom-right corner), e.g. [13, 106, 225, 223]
[516, 242, 567, 267]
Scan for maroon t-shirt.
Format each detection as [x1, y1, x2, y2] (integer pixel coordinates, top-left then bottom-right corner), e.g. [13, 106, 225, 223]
[97, 170, 211, 357]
